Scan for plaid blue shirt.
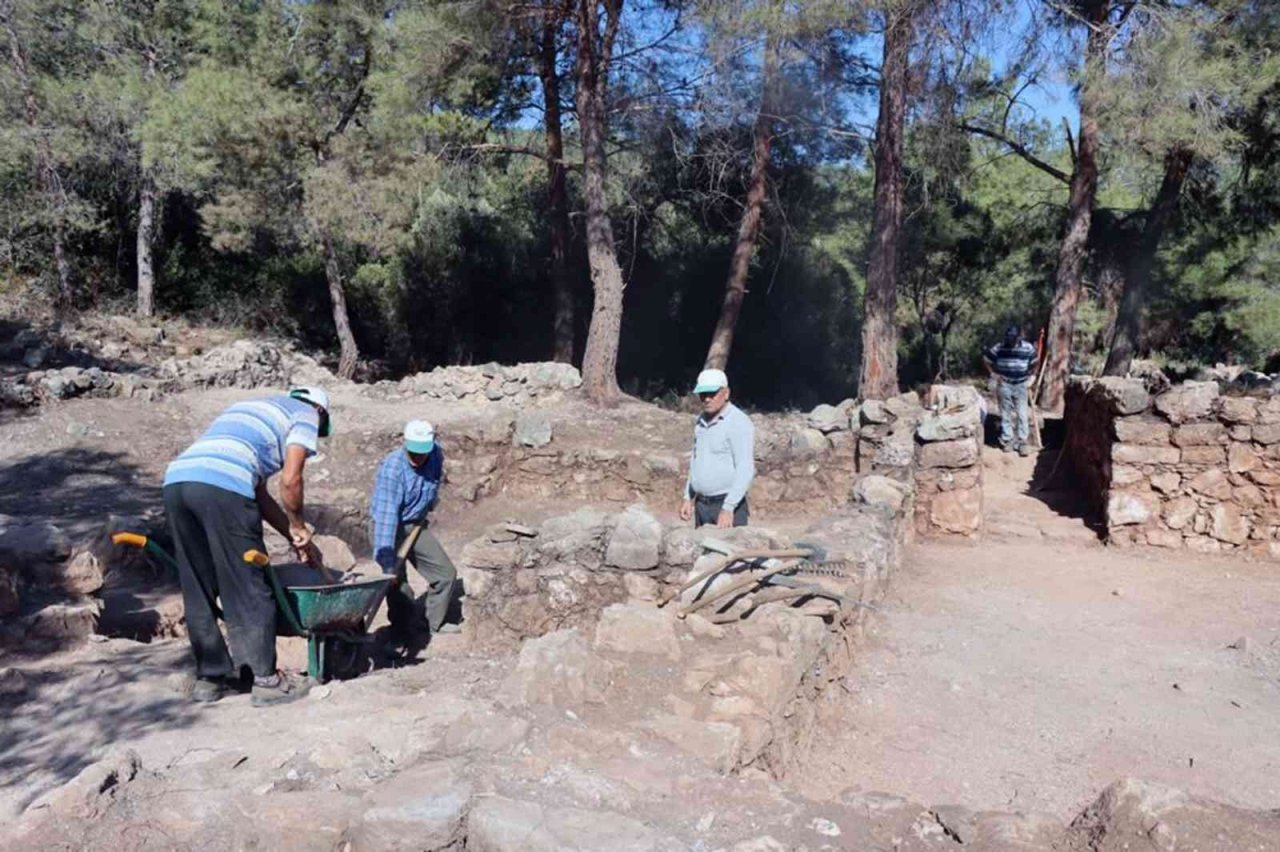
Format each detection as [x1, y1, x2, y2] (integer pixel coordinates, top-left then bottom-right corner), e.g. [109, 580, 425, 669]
[370, 446, 443, 572]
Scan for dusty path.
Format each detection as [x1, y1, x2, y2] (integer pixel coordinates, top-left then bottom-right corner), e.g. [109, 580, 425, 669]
[801, 450, 1280, 818]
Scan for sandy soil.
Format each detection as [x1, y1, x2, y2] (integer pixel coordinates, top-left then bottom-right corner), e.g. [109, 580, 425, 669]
[800, 454, 1280, 818]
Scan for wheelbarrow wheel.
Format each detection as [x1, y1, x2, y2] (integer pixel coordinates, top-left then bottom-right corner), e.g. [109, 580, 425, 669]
[323, 637, 370, 681]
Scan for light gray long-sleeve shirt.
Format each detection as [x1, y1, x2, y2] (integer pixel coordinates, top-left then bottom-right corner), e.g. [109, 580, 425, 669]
[684, 402, 755, 509]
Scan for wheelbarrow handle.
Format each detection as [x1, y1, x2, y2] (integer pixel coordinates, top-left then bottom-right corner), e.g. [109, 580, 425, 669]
[112, 532, 149, 548]
[243, 549, 272, 566]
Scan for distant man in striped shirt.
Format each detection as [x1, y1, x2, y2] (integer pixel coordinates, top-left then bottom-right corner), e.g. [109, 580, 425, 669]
[369, 420, 459, 657]
[984, 325, 1038, 457]
[162, 386, 330, 706]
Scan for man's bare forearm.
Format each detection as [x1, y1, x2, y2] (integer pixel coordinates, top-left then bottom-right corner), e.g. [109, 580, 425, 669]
[255, 484, 292, 539]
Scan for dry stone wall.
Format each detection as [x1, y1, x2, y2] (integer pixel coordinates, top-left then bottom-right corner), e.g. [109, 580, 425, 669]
[1066, 376, 1280, 554]
[853, 386, 985, 538]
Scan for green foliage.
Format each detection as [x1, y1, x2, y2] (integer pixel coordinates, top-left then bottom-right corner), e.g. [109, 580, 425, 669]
[2, 0, 1280, 401]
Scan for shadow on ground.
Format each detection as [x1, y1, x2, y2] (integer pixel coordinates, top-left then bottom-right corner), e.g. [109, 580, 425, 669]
[0, 641, 196, 815]
[0, 448, 158, 521]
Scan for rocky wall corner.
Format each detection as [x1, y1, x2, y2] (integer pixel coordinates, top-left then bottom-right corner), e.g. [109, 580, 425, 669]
[1067, 376, 1280, 555]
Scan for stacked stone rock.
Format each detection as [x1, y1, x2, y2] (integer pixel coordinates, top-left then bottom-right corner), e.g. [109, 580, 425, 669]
[376, 361, 583, 405]
[1067, 376, 1280, 553]
[851, 386, 983, 537]
[912, 385, 984, 537]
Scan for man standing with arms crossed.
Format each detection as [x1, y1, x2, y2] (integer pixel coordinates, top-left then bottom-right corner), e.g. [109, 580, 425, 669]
[370, 420, 459, 660]
[163, 386, 330, 706]
[680, 369, 756, 528]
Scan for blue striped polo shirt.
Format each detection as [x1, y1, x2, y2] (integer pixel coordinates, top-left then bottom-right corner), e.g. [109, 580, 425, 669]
[985, 340, 1038, 383]
[164, 396, 320, 498]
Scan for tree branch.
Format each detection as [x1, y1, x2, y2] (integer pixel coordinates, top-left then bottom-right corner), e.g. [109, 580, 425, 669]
[958, 122, 1070, 184]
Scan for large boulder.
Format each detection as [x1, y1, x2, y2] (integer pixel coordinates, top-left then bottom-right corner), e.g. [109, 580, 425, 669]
[537, 508, 611, 565]
[660, 526, 779, 569]
[594, 602, 681, 661]
[514, 412, 553, 448]
[1153, 381, 1219, 424]
[497, 628, 608, 710]
[352, 760, 472, 850]
[807, 404, 847, 434]
[25, 748, 140, 820]
[604, 506, 664, 571]
[852, 475, 911, 513]
[1090, 377, 1151, 416]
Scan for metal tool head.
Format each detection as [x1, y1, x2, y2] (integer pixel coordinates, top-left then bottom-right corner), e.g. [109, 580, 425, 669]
[699, 538, 735, 556]
[790, 540, 828, 563]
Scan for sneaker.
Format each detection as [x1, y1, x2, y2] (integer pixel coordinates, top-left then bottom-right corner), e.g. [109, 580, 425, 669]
[192, 677, 226, 704]
[433, 623, 463, 635]
[1018, 445, 1033, 457]
[251, 672, 312, 707]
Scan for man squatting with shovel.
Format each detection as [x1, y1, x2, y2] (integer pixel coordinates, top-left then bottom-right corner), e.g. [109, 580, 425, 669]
[370, 420, 460, 660]
[162, 387, 330, 706]
[680, 368, 756, 528]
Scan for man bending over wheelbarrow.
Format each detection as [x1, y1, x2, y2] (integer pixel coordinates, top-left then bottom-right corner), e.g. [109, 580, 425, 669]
[370, 420, 460, 661]
[162, 386, 330, 706]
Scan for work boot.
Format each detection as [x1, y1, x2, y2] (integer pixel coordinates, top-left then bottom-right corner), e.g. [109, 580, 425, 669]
[251, 671, 312, 707]
[192, 677, 226, 704]
[1018, 444, 1033, 458]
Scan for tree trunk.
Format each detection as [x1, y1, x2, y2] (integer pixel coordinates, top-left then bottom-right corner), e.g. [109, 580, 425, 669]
[136, 175, 157, 317]
[1103, 146, 1193, 376]
[704, 33, 779, 371]
[1039, 0, 1109, 413]
[2, 2, 73, 308]
[321, 235, 360, 380]
[858, 4, 911, 401]
[576, 0, 626, 404]
[540, 6, 574, 364]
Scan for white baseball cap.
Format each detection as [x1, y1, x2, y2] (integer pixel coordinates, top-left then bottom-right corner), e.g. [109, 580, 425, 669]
[288, 386, 331, 436]
[404, 420, 435, 455]
[693, 369, 728, 395]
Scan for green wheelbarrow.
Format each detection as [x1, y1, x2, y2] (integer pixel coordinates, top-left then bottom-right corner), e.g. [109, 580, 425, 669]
[244, 548, 393, 683]
[111, 532, 393, 684]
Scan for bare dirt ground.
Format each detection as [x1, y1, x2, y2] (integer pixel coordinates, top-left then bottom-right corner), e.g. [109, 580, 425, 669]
[801, 450, 1280, 818]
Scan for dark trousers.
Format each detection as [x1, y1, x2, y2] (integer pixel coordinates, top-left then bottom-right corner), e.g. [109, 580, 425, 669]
[386, 523, 458, 635]
[163, 482, 275, 680]
[693, 494, 750, 528]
